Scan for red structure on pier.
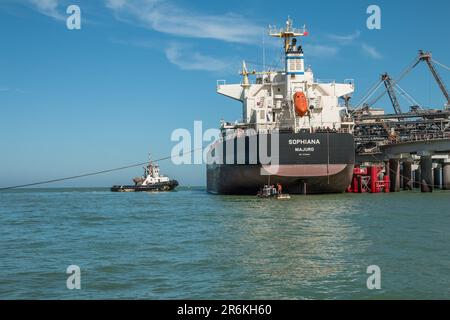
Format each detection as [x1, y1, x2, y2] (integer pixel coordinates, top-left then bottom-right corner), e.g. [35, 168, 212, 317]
[347, 165, 390, 193]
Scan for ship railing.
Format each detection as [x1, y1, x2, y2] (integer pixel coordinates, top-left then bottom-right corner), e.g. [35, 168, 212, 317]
[315, 78, 355, 86]
[240, 80, 256, 85]
[342, 116, 355, 122]
[217, 80, 226, 88]
[385, 131, 450, 145]
[220, 123, 352, 137]
[316, 79, 336, 84]
[312, 128, 351, 134]
[344, 79, 355, 87]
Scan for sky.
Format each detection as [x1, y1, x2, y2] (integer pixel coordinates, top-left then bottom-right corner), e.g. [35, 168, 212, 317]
[0, 0, 449, 187]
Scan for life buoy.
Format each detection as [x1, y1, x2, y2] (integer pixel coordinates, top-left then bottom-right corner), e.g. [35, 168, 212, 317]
[293, 92, 308, 117]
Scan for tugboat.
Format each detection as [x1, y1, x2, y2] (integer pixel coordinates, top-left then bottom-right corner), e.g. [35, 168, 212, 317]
[111, 157, 178, 192]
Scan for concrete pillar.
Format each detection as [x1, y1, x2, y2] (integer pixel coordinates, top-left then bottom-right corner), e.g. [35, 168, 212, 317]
[433, 165, 442, 189]
[389, 159, 400, 192]
[443, 162, 450, 190]
[400, 165, 404, 189]
[420, 156, 433, 192]
[403, 161, 413, 190]
[414, 168, 421, 189]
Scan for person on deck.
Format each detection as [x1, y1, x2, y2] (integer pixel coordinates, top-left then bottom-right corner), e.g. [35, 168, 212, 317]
[277, 183, 282, 195]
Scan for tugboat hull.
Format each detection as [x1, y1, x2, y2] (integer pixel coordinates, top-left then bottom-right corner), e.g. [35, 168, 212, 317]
[111, 180, 178, 192]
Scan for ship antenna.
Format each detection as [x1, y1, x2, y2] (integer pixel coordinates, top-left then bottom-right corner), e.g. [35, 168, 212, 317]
[262, 32, 266, 72]
[268, 16, 308, 54]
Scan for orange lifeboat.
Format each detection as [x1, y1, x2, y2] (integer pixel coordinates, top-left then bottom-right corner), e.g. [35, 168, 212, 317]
[293, 92, 308, 117]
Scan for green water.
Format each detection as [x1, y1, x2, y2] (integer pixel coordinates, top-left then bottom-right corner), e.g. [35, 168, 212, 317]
[0, 188, 449, 299]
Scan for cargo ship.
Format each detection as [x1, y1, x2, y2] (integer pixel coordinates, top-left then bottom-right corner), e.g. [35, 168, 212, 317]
[206, 18, 356, 195]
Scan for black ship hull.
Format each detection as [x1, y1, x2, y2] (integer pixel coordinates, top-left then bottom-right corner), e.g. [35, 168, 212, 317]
[111, 180, 178, 192]
[206, 132, 354, 195]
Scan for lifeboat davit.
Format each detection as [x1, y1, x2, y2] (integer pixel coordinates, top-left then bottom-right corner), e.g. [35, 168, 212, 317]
[293, 92, 308, 117]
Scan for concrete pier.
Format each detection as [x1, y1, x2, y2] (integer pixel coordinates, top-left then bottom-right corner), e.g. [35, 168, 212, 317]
[443, 162, 450, 190]
[402, 161, 413, 190]
[413, 168, 421, 189]
[420, 156, 433, 192]
[399, 165, 404, 189]
[389, 159, 400, 192]
[433, 165, 442, 189]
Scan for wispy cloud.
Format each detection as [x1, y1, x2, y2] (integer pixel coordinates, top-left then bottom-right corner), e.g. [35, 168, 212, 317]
[304, 44, 339, 58]
[0, 86, 28, 93]
[27, 0, 65, 20]
[328, 30, 361, 44]
[361, 43, 383, 59]
[105, 0, 128, 10]
[104, 0, 263, 44]
[109, 37, 158, 49]
[164, 42, 230, 72]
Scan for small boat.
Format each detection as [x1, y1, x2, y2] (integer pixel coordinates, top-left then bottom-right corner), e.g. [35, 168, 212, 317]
[276, 194, 291, 200]
[257, 184, 290, 199]
[111, 157, 178, 192]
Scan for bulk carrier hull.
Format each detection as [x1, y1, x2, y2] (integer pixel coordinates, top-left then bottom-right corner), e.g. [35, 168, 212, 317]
[206, 132, 355, 195]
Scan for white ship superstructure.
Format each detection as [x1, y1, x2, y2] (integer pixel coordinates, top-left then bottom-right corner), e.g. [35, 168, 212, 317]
[141, 162, 170, 185]
[216, 18, 355, 134]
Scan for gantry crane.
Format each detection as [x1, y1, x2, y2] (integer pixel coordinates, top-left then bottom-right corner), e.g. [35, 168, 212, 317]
[354, 50, 450, 113]
[418, 50, 450, 108]
[381, 73, 402, 115]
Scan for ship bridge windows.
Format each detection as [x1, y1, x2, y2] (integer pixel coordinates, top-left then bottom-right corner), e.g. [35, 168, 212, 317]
[287, 57, 303, 73]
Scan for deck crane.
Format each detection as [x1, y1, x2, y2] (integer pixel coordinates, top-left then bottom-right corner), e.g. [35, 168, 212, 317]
[418, 50, 450, 108]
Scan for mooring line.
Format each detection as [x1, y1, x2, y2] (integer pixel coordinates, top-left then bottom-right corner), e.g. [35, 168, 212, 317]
[0, 148, 205, 191]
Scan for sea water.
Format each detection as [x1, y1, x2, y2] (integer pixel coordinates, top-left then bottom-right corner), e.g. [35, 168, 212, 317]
[0, 188, 449, 299]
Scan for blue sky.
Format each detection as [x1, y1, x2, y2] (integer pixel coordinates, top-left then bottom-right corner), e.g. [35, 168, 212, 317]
[0, 0, 449, 187]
